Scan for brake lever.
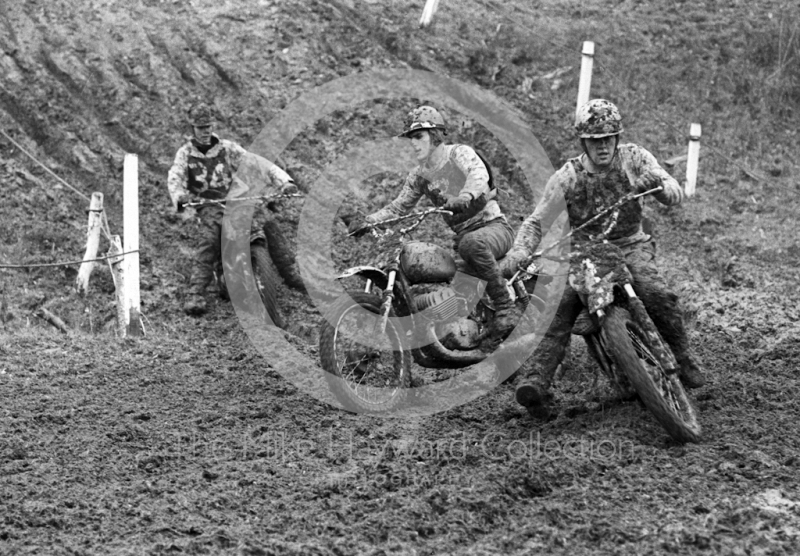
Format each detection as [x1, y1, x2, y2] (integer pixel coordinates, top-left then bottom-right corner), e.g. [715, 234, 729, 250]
[633, 185, 663, 200]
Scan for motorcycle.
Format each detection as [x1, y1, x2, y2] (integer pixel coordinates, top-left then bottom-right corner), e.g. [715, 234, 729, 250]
[318, 208, 542, 413]
[178, 193, 302, 329]
[506, 186, 702, 443]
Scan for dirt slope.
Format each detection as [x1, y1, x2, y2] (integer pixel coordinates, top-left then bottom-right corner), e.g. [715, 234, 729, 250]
[1, 0, 799, 554]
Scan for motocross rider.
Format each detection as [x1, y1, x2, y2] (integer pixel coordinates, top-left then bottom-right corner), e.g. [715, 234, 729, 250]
[167, 101, 300, 316]
[349, 105, 517, 344]
[501, 98, 706, 418]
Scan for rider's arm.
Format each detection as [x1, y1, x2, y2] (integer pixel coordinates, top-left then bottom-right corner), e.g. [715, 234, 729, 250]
[366, 169, 425, 223]
[227, 151, 296, 198]
[223, 139, 247, 173]
[625, 144, 684, 206]
[509, 164, 575, 259]
[167, 145, 190, 211]
[450, 145, 491, 201]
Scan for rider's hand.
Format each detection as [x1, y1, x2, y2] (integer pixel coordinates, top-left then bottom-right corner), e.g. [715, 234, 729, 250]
[443, 195, 471, 213]
[499, 251, 528, 279]
[176, 194, 192, 213]
[280, 181, 299, 195]
[634, 171, 662, 194]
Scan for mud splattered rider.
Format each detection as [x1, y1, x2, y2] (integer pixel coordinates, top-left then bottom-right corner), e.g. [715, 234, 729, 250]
[167, 101, 298, 316]
[349, 105, 518, 344]
[502, 99, 707, 418]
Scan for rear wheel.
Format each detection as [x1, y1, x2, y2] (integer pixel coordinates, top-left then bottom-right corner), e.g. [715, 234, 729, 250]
[602, 305, 701, 443]
[319, 292, 412, 414]
[250, 243, 285, 329]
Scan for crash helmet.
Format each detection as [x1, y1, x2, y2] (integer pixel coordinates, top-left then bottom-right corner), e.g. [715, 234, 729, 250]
[399, 105, 447, 137]
[574, 99, 623, 138]
[188, 102, 214, 127]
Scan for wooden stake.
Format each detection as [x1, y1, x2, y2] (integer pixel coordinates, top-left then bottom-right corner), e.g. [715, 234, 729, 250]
[576, 41, 595, 120]
[686, 123, 701, 197]
[35, 307, 70, 335]
[107, 235, 127, 339]
[419, 0, 441, 28]
[35, 307, 69, 334]
[123, 154, 142, 336]
[76, 192, 104, 295]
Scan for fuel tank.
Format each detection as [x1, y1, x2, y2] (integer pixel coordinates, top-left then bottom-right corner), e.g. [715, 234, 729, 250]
[400, 241, 457, 284]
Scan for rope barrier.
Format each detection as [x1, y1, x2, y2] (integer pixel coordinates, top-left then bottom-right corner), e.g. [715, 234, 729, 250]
[0, 250, 140, 269]
[1, 129, 116, 240]
[0, 129, 91, 202]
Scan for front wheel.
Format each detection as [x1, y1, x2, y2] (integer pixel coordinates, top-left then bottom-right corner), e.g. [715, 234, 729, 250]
[319, 292, 412, 414]
[250, 243, 285, 329]
[602, 305, 701, 443]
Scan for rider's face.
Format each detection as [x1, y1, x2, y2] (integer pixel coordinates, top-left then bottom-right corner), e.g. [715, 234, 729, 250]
[408, 130, 433, 161]
[584, 135, 618, 168]
[193, 124, 213, 145]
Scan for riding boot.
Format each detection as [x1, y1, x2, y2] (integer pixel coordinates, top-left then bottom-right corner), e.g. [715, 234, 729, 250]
[515, 377, 556, 420]
[184, 288, 208, 316]
[515, 339, 560, 420]
[514, 287, 582, 419]
[184, 265, 212, 316]
[646, 298, 706, 389]
[673, 348, 706, 389]
[485, 277, 518, 343]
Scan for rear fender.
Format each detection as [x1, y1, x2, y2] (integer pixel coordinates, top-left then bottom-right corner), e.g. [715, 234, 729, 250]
[337, 266, 389, 290]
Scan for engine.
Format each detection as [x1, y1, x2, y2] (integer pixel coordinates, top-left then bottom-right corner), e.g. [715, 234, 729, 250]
[413, 285, 464, 320]
[410, 283, 482, 351]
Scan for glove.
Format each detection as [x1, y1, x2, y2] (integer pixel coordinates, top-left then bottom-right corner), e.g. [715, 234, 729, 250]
[443, 195, 472, 213]
[347, 216, 372, 237]
[280, 181, 299, 195]
[634, 172, 662, 194]
[176, 194, 192, 213]
[499, 251, 528, 279]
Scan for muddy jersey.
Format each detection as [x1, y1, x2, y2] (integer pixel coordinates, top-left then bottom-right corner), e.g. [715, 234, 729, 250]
[509, 143, 683, 258]
[367, 144, 504, 234]
[167, 134, 293, 209]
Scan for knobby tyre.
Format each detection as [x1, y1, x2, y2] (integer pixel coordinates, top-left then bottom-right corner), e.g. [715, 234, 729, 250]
[250, 243, 286, 329]
[602, 305, 701, 443]
[319, 292, 412, 414]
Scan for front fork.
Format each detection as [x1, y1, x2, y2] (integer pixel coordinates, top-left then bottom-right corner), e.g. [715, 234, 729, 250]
[595, 282, 638, 319]
[601, 282, 679, 373]
[375, 270, 397, 335]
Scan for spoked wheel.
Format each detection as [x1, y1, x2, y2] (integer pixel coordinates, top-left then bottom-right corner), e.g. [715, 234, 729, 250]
[319, 292, 412, 414]
[250, 243, 285, 329]
[602, 306, 701, 443]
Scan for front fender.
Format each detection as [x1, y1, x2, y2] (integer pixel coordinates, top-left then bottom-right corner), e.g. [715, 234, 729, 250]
[337, 266, 389, 290]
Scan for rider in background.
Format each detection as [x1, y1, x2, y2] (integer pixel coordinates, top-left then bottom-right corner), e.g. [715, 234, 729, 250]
[350, 105, 517, 345]
[167, 101, 298, 316]
[501, 98, 706, 418]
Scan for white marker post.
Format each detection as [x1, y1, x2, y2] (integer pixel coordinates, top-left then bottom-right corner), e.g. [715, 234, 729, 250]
[75, 192, 104, 295]
[576, 41, 595, 119]
[685, 123, 701, 197]
[107, 235, 127, 338]
[123, 154, 142, 336]
[419, 0, 441, 28]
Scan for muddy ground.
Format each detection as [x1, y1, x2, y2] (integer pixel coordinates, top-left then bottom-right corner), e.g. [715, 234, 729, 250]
[1, 0, 799, 554]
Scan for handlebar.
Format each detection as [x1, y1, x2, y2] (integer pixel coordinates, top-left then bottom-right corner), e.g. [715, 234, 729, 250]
[177, 193, 303, 212]
[506, 185, 665, 280]
[348, 207, 453, 237]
